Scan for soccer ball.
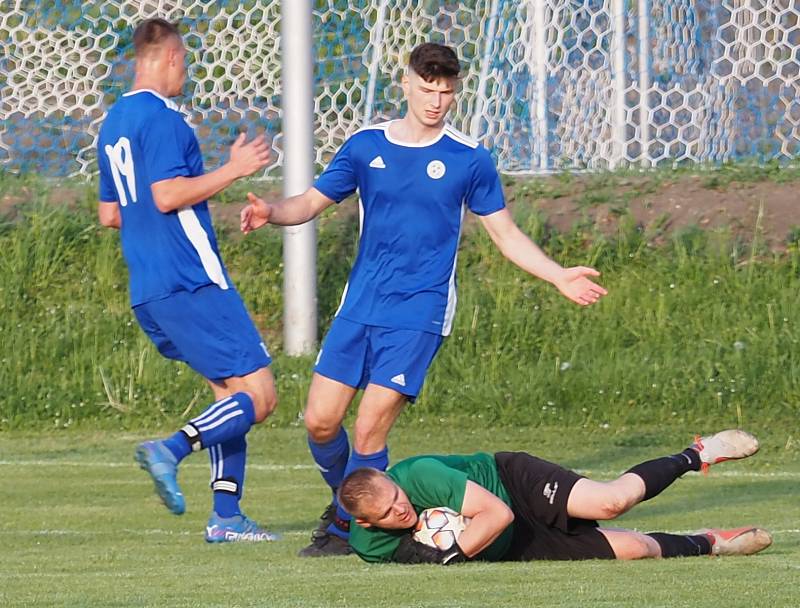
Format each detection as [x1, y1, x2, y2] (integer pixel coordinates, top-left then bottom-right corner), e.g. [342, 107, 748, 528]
[413, 507, 469, 550]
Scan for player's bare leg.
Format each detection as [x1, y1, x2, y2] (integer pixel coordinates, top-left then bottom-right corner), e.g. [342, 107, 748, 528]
[304, 373, 358, 443]
[567, 429, 760, 521]
[304, 372, 357, 532]
[300, 380, 406, 557]
[597, 529, 661, 559]
[214, 366, 278, 422]
[351, 383, 408, 455]
[205, 379, 229, 401]
[568, 430, 765, 560]
[566, 475, 645, 521]
[596, 526, 772, 560]
[304, 372, 358, 522]
[299, 374, 359, 556]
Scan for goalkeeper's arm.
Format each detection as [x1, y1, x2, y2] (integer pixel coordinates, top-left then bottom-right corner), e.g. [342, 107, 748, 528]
[390, 481, 515, 564]
[456, 481, 515, 557]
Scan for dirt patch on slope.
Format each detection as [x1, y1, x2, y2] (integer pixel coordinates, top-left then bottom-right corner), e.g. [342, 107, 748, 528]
[507, 171, 800, 251]
[3, 169, 798, 251]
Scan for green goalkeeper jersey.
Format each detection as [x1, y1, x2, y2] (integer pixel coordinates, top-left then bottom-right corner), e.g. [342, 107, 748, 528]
[349, 452, 514, 563]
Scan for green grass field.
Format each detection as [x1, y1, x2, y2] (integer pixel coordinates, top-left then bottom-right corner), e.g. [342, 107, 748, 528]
[3, 426, 798, 608]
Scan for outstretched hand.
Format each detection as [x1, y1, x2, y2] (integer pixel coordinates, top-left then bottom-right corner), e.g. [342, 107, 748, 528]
[229, 133, 271, 178]
[554, 266, 608, 306]
[240, 191, 271, 234]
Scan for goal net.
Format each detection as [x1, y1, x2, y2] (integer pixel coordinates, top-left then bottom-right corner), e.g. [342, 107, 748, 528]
[1, 0, 797, 177]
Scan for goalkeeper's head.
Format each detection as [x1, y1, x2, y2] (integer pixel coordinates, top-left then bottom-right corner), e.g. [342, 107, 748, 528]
[403, 43, 462, 128]
[132, 18, 186, 97]
[339, 468, 419, 530]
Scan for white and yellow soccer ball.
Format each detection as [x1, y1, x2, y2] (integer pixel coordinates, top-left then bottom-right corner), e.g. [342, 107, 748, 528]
[413, 507, 470, 551]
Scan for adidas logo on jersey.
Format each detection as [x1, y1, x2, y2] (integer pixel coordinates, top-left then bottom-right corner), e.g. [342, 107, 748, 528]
[390, 373, 406, 387]
[369, 155, 386, 169]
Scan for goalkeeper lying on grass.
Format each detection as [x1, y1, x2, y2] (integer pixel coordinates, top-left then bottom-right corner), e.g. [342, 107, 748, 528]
[337, 430, 772, 564]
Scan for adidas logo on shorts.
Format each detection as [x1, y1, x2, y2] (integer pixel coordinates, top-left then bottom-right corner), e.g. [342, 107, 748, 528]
[390, 373, 406, 387]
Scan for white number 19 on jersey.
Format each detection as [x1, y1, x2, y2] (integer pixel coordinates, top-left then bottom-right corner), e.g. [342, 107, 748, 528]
[105, 137, 138, 207]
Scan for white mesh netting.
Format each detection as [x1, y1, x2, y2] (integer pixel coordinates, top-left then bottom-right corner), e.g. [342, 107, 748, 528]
[1, 0, 798, 177]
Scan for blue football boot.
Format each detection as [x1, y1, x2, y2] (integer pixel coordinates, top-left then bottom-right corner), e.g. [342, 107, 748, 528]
[205, 512, 281, 543]
[134, 440, 186, 515]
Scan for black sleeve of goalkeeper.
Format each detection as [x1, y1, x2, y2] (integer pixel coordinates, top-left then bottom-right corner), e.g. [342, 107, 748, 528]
[392, 535, 469, 565]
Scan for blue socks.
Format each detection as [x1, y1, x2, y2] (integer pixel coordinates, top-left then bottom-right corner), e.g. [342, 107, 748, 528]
[163, 430, 192, 462]
[308, 427, 350, 493]
[327, 446, 389, 540]
[160, 392, 256, 517]
[307, 430, 390, 540]
[210, 435, 247, 518]
[342, 447, 389, 488]
[163, 392, 256, 462]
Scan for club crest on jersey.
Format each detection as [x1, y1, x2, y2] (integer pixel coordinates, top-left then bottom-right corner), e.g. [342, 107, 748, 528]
[426, 160, 446, 179]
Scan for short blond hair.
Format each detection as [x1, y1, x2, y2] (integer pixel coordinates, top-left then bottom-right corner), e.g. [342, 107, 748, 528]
[337, 467, 387, 519]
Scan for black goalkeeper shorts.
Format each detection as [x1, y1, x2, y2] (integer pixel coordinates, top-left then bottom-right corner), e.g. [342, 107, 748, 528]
[494, 451, 615, 561]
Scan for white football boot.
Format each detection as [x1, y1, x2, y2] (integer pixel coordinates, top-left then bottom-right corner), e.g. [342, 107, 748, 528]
[697, 527, 773, 556]
[692, 429, 759, 472]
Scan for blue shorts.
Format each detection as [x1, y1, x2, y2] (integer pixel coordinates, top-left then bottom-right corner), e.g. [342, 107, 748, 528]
[133, 285, 271, 383]
[314, 317, 443, 400]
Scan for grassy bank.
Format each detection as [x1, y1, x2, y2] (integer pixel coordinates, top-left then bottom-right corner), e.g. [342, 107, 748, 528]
[1, 170, 799, 431]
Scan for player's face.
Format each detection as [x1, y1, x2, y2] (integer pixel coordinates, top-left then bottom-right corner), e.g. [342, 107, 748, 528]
[403, 70, 457, 128]
[165, 37, 188, 96]
[357, 478, 418, 530]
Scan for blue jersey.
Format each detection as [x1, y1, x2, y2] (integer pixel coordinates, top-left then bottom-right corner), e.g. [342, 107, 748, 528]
[314, 121, 505, 336]
[97, 89, 230, 306]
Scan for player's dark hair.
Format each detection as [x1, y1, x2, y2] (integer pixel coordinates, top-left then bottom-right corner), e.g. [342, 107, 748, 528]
[133, 18, 180, 56]
[408, 43, 461, 82]
[337, 467, 387, 518]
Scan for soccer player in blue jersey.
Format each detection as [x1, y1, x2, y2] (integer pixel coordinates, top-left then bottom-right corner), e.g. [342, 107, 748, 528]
[97, 18, 279, 542]
[240, 43, 608, 556]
